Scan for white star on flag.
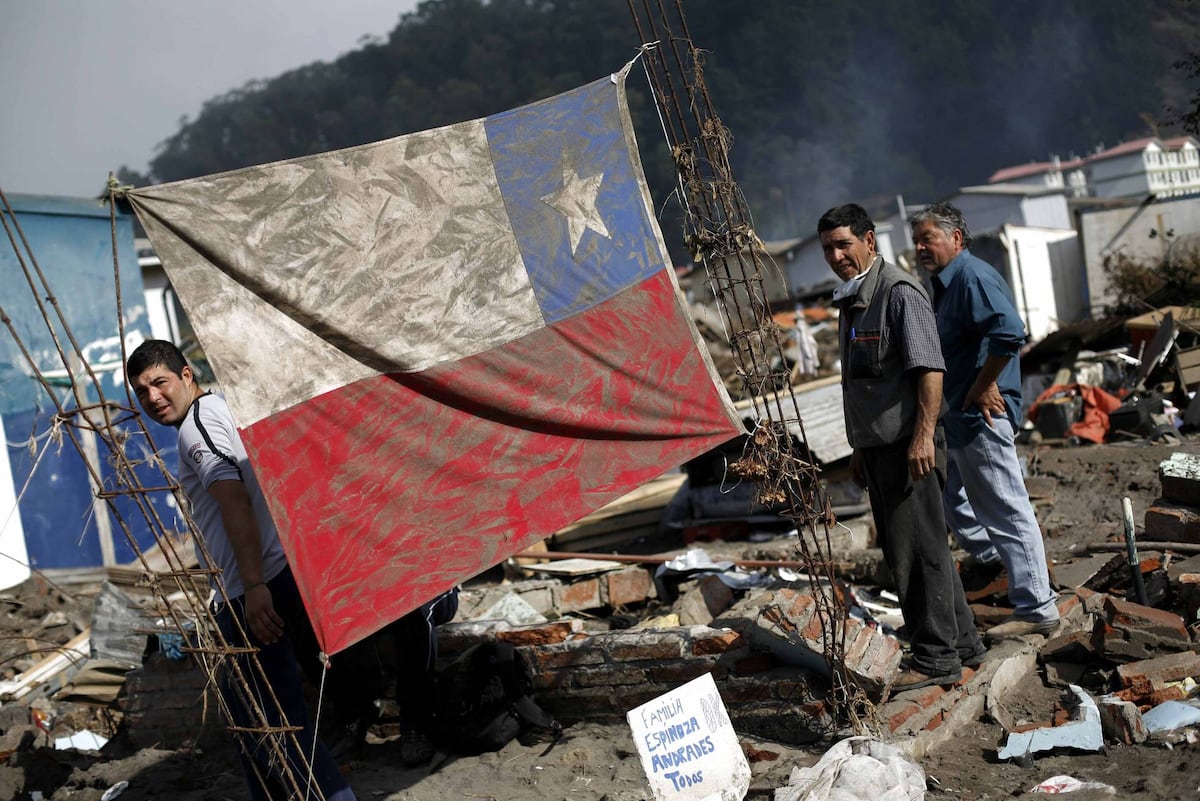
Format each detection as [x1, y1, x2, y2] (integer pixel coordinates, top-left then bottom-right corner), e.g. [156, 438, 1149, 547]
[541, 156, 610, 254]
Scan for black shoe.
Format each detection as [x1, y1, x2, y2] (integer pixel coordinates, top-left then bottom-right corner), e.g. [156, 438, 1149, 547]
[401, 728, 435, 767]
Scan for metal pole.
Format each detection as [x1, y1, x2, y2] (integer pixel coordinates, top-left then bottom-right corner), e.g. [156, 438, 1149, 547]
[1121, 496, 1150, 605]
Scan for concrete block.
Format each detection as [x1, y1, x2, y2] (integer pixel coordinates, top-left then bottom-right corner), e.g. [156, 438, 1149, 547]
[457, 579, 558, 619]
[985, 652, 1038, 731]
[1050, 554, 1122, 591]
[1160, 452, 1200, 506]
[677, 575, 735, 626]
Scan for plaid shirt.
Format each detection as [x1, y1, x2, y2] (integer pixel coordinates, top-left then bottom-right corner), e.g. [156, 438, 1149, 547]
[888, 282, 945, 374]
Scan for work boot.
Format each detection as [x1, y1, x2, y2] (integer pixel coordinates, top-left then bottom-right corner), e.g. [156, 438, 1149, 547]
[890, 662, 961, 692]
[400, 728, 435, 767]
[985, 616, 1060, 641]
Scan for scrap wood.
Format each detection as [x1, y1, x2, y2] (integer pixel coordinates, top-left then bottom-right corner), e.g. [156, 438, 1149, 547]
[515, 549, 851, 572]
[1088, 542, 1200, 555]
[0, 629, 89, 702]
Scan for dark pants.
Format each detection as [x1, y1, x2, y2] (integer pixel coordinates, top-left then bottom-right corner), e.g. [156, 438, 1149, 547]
[325, 588, 460, 731]
[390, 588, 459, 727]
[213, 569, 355, 801]
[859, 433, 982, 674]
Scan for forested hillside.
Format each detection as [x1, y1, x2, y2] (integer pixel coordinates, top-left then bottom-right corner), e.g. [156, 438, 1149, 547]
[134, 0, 1199, 242]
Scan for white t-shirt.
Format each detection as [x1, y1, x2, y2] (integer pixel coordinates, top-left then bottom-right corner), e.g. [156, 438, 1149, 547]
[177, 392, 289, 599]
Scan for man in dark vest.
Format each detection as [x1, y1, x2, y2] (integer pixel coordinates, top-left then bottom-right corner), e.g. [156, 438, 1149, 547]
[818, 204, 984, 691]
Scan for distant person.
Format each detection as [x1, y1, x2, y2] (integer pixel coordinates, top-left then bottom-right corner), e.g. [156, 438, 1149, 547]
[909, 202, 1059, 640]
[819, 203, 984, 690]
[127, 339, 356, 801]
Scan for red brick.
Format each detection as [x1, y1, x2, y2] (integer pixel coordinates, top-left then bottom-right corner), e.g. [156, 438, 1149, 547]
[923, 710, 947, 731]
[1057, 594, 1081, 618]
[526, 645, 603, 671]
[648, 662, 720, 684]
[1144, 501, 1200, 543]
[1104, 596, 1188, 641]
[843, 622, 875, 666]
[882, 700, 922, 731]
[964, 575, 1009, 603]
[570, 664, 647, 688]
[1117, 651, 1200, 690]
[894, 683, 947, 707]
[1114, 685, 1187, 708]
[799, 610, 830, 642]
[557, 578, 602, 612]
[779, 589, 817, 623]
[604, 567, 654, 608]
[495, 621, 579, 646]
[692, 629, 745, 656]
[608, 637, 687, 662]
[719, 682, 774, 704]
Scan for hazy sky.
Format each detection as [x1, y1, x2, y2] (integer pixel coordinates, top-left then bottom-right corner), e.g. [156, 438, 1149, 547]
[0, 0, 420, 197]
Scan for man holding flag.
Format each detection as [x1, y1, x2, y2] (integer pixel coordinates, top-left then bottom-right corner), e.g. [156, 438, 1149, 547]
[127, 339, 356, 801]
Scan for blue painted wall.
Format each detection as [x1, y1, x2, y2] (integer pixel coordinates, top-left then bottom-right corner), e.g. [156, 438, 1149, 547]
[1, 194, 175, 570]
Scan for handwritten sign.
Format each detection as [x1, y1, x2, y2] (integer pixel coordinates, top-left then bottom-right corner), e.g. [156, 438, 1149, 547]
[627, 672, 750, 801]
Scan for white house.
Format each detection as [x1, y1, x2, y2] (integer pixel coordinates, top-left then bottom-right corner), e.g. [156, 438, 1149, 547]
[989, 136, 1200, 201]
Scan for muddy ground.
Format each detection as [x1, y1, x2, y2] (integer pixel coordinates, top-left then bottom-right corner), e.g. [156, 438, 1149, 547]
[2, 436, 1199, 801]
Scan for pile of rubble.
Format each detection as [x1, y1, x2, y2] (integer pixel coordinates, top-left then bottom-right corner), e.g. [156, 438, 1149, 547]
[4, 449, 1200, 795]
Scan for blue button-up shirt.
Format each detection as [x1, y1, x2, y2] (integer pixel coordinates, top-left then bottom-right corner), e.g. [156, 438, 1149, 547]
[930, 249, 1026, 448]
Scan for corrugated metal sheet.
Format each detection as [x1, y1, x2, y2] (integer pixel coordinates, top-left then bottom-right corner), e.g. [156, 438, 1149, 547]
[735, 376, 851, 465]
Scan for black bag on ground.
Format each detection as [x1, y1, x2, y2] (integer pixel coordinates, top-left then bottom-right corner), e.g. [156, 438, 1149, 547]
[430, 641, 561, 754]
[1108, 390, 1165, 437]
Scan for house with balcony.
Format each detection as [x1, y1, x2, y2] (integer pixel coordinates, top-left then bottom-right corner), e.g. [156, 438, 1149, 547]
[989, 136, 1200, 201]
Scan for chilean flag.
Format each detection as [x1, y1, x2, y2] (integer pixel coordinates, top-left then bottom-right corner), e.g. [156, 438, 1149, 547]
[128, 63, 744, 654]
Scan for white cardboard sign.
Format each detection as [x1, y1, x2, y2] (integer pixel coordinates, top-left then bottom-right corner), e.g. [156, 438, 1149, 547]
[627, 672, 750, 801]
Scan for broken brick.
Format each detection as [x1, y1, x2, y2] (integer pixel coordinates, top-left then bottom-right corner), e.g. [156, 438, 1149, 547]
[556, 577, 603, 612]
[692, 629, 745, 656]
[495, 620, 582, 647]
[603, 566, 655, 608]
[749, 589, 901, 697]
[1103, 596, 1189, 641]
[1098, 696, 1149, 744]
[1143, 500, 1200, 543]
[1117, 651, 1200, 691]
[1041, 629, 1096, 663]
[880, 699, 922, 732]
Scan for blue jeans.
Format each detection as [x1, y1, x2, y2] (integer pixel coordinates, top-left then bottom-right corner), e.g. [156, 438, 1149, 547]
[213, 569, 356, 801]
[944, 418, 1058, 623]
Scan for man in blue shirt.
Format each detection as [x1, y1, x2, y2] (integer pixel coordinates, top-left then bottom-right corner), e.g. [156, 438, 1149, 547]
[910, 203, 1059, 640]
